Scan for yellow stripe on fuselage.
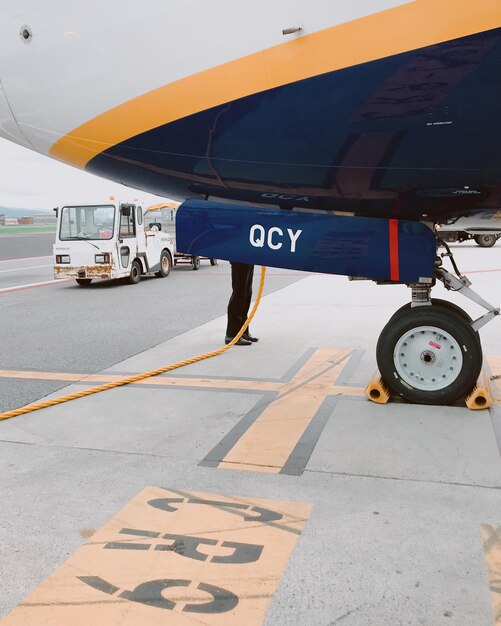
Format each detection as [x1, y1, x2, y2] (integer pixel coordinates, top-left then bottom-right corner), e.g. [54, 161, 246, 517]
[50, 0, 501, 168]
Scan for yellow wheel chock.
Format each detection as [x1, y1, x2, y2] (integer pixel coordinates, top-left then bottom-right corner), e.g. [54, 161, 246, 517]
[365, 369, 494, 410]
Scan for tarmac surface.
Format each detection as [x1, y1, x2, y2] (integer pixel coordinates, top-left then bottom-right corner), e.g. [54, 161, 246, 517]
[0, 239, 500, 625]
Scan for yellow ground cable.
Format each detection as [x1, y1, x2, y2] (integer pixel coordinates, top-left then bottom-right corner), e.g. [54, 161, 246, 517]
[0, 266, 267, 422]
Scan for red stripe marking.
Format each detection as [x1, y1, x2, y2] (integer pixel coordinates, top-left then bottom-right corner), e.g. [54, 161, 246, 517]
[462, 268, 501, 274]
[389, 219, 400, 281]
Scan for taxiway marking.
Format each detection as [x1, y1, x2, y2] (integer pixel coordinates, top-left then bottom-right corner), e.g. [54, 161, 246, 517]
[0, 367, 364, 396]
[217, 348, 354, 474]
[2, 487, 311, 626]
[0, 264, 52, 273]
[0, 255, 52, 264]
[481, 524, 501, 625]
[0, 279, 71, 294]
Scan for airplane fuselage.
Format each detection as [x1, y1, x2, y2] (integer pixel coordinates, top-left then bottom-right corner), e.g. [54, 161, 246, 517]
[0, 0, 500, 220]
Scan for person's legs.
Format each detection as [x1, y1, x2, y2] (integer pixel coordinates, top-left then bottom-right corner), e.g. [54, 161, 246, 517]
[226, 263, 250, 337]
[241, 265, 259, 342]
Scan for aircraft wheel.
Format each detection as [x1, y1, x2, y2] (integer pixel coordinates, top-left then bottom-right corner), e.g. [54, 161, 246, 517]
[128, 260, 142, 284]
[474, 234, 496, 248]
[192, 256, 200, 270]
[156, 250, 172, 277]
[76, 278, 92, 286]
[376, 304, 482, 405]
[388, 299, 478, 335]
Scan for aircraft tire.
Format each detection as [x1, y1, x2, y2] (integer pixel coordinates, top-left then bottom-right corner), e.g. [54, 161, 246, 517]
[387, 299, 480, 345]
[76, 278, 92, 286]
[128, 260, 142, 284]
[376, 304, 482, 405]
[156, 250, 172, 277]
[474, 234, 497, 247]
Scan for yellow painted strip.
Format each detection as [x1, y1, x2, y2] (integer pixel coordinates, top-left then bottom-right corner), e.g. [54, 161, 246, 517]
[50, 0, 501, 168]
[220, 349, 351, 472]
[2, 487, 311, 626]
[480, 524, 501, 625]
[487, 356, 501, 404]
[0, 369, 282, 392]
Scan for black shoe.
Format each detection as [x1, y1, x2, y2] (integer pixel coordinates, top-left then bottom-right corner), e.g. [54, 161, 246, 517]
[242, 332, 259, 342]
[225, 335, 252, 346]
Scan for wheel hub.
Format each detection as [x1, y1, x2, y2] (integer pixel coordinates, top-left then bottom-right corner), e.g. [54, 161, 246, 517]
[394, 325, 463, 391]
[420, 350, 436, 364]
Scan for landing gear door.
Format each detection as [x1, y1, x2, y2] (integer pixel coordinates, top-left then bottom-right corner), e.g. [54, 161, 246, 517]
[118, 204, 136, 269]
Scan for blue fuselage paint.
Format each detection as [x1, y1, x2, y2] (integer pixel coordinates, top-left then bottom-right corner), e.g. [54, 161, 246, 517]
[87, 29, 501, 221]
[176, 200, 437, 282]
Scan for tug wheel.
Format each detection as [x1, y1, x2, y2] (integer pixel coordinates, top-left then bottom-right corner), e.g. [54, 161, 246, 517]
[128, 260, 142, 284]
[75, 278, 92, 286]
[156, 250, 172, 277]
[376, 304, 482, 405]
[192, 256, 200, 270]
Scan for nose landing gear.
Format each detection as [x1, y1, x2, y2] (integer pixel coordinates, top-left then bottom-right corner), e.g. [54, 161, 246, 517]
[377, 304, 482, 405]
[376, 255, 499, 405]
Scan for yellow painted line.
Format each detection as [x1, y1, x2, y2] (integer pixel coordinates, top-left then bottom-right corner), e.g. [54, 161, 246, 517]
[2, 487, 311, 626]
[50, 0, 501, 168]
[220, 349, 352, 473]
[480, 524, 501, 625]
[0, 369, 282, 392]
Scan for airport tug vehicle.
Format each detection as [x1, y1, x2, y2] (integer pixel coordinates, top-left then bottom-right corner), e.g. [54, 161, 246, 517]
[53, 200, 174, 286]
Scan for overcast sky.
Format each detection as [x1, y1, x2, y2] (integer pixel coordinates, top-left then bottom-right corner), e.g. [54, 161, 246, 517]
[0, 137, 166, 210]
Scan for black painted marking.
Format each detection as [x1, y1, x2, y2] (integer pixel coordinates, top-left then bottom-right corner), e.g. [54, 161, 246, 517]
[105, 542, 150, 551]
[280, 396, 340, 476]
[282, 395, 365, 476]
[199, 392, 277, 467]
[185, 582, 239, 614]
[119, 579, 239, 613]
[78, 575, 119, 596]
[212, 540, 263, 564]
[188, 498, 248, 510]
[155, 487, 301, 536]
[157, 534, 218, 561]
[120, 527, 161, 538]
[147, 497, 184, 512]
[200, 349, 365, 473]
[110, 347, 320, 384]
[147, 497, 283, 523]
[278, 347, 319, 382]
[245, 505, 283, 523]
[334, 349, 365, 386]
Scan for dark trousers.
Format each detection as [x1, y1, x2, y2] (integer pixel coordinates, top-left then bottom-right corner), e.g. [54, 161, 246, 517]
[226, 263, 254, 337]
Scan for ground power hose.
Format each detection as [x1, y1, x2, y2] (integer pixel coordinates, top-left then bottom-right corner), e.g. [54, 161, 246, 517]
[0, 266, 267, 422]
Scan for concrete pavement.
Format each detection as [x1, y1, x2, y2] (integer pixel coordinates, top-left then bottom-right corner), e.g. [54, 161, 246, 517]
[0, 243, 500, 625]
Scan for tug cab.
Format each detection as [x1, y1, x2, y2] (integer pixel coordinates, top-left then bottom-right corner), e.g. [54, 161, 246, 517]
[53, 200, 175, 285]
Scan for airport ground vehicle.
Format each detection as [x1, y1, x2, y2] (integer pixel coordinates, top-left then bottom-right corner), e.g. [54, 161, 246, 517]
[437, 211, 501, 248]
[53, 201, 175, 286]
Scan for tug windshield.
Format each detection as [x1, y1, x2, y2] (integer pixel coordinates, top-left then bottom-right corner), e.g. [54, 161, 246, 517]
[59, 205, 115, 240]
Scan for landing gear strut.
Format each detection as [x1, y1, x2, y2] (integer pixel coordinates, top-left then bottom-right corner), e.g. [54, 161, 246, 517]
[376, 252, 499, 405]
